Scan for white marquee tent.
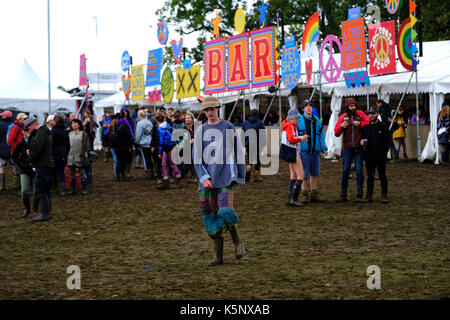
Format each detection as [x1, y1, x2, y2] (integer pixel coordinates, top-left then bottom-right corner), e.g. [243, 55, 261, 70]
[0, 59, 77, 123]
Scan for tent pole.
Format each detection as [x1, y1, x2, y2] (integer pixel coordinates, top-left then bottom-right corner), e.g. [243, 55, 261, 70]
[227, 91, 243, 121]
[47, 0, 51, 115]
[263, 79, 282, 123]
[389, 71, 415, 131]
[415, 68, 421, 161]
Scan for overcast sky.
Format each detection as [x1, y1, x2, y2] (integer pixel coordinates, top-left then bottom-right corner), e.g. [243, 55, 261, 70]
[0, 0, 203, 91]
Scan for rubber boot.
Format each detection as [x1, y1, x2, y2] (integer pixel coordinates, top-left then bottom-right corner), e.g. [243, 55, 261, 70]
[207, 235, 224, 266]
[146, 169, 154, 180]
[290, 180, 304, 207]
[58, 182, 65, 196]
[156, 179, 170, 190]
[381, 194, 389, 204]
[70, 179, 76, 195]
[81, 179, 88, 195]
[32, 198, 39, 216]
[22, 196, 31, 218]
[310, 190, 324, 203]
[0, 173, 5, 192]
[13, 175, 21, 196]
[300, 190, 309, 204]
[175, 177, 183, 189]
[245, 165, 252, 182]
[229, 226, 246, 259]
[125, 162, 132, 178]
[104, 151, 109, 162]
[32, 197, 50, 222]
[254, 170, 263, 183]
[286, 180, 296, 206]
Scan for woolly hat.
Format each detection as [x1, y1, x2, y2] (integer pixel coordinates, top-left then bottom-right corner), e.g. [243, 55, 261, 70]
[24, 115, 38, 129]
[286, 108, 300, 120]
[344, 97, 357, 107]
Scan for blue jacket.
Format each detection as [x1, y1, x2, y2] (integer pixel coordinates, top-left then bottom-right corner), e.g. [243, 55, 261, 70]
[243, 115, 266, 148]
[157, 122, 175, 154]
[101, 117, 112, 136]
[296, 114, 327, 153]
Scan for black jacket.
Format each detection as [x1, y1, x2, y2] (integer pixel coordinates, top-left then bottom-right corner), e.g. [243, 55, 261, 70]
[0, 118, 13, 159]
[112, 121, 133, 153]
[362, 121, 390, 162]
[12, 137, 33, 176]
[51, 122, 70, 164]
[29, 126, 54, 168]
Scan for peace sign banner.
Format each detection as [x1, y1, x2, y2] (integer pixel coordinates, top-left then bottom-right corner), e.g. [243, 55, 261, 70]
[368, 21, 396, 75]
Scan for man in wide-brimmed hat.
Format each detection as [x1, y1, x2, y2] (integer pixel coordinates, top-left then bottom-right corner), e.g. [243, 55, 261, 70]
[193, 96, 247, 266]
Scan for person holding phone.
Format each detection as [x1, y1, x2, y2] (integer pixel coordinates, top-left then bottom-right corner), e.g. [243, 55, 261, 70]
[334, 97, 370, 202]
[297, 100, 328, 204]
[361, 106, 390, 203]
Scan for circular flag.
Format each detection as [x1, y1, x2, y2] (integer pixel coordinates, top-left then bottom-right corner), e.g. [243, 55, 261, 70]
[157, 22, 169, 45]
[234, 8, 246, 34]
[397, 17, 413, 71]
[161, 67, 174, 104]
[385, 0, 403, 14]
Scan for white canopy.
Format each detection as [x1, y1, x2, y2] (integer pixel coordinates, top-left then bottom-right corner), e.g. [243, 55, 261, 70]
[0, 59, 76, 122]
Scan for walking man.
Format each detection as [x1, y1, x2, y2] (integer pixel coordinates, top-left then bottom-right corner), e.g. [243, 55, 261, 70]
[26, 115, 54, 222]
[334, 97, 369, 202]
[193, 96, 247, 266]
[297, 100, 328, 203]
[361, 106, 389, 203]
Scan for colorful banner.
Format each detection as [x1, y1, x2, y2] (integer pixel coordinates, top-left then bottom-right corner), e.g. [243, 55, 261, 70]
[146, 48, 162, 87]
[369, 21, 396, 75]
[122, 74, 131, 100]
[204, 38, 226, 94]
[250, 27, 276, 88]
[79, 54, 87, 87]
[301, 12, 319, 57]
[281, 35, 301, 90]
[176, 65, 201, 99]
[161, 67, 174, 104]
[320, 34, 343, 83]
[148, 90, 161, 103]
[227, 33, 250, 91]
[131, 65, 145, 101]
[397, 17, 417, 71]
[342, 18, 366, 71]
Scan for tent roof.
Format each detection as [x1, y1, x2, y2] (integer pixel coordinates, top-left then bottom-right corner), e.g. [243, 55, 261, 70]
[0, 59, 73, 100]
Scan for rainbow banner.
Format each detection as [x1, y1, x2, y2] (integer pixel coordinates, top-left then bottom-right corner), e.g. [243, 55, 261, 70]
[397, 17, 418, 71]
[301, 12, 319, 56]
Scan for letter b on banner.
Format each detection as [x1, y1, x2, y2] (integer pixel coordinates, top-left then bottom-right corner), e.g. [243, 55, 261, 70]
[367, 265, 381, 290]
[67, 265, 81, 290]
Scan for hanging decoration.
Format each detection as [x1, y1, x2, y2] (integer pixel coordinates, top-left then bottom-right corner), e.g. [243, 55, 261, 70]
[211, 8, 223, 39]
[305, 59, 313, 86]
[131, 65, 145, 101]
[251, 26, 276, 88]
[301, 12, 319, 57]
[157, 22, 169, 45]
[368, 21, 396, 75]
[257, 0, 269, 28]
[344, 71, 371, 88]
[176, 65, 201, 99]
[385, 0, 403, 14]
[79, 54, 87, 87]
[204, 38, 226, 94]
[320, 34, 343, 83]
[397, 17, 418, 71]
[146, 48, 162, 87]
[148, 90, 161, 103]
[234, 8, 246, 34]
[122, 74, 131, 100]
[281, 35, 301, 90]
[161, 67, 174, 104]
[341, 17, 366, 70]
[227, 33, 250, 91]
[171, 38, 184, 64]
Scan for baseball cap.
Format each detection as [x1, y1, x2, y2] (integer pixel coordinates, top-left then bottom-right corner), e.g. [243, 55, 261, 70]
[0, 110, 12, 118]
[47, 114, 56, 122]
[368, 106, 379, 114]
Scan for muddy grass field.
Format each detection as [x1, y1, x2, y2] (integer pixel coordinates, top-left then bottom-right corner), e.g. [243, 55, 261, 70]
[0, 156, 449, 300]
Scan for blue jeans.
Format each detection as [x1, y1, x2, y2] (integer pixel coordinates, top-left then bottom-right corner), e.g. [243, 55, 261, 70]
[341, 147, 364, 196]
[110, 148, 118, 176]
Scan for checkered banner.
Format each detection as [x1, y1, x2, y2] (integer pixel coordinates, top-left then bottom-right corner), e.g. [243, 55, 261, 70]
[148, 90, 161, 103]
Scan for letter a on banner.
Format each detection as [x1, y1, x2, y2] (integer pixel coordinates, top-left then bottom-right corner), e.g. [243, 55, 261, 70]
[227, 33, 249, 91]
[204, 38, 226, 94]
[251, 27, 276, 88]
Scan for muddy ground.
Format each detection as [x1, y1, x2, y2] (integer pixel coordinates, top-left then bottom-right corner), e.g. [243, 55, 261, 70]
[0, 156, 449, 300]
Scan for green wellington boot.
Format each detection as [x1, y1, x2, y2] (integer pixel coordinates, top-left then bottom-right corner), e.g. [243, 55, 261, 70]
[207, 235, 224, 266]
[229, 226, 246, 259]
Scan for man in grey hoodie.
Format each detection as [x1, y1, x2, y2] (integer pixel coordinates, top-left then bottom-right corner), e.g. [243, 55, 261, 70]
[135, 109, 154, 179]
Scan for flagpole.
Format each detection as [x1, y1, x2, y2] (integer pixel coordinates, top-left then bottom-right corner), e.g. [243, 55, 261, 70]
[47, 0, 51, 115]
